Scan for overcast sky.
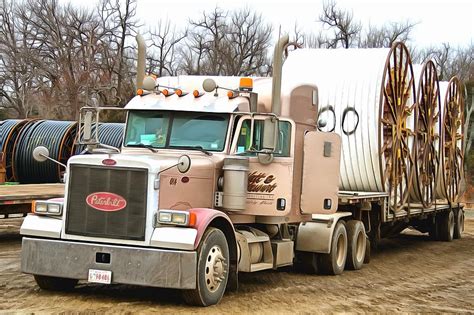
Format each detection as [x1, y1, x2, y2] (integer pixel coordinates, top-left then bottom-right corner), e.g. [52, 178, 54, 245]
[66, 0, 473, 48]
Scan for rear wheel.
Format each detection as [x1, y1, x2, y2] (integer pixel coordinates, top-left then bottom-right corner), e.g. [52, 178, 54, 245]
[345, 220, 366, 270]
[454, 208, 464, 239]
[319, 221, 347, 275]
[34, 275, 78, 291]
[438, 210, 455, 242]
[183, 227, 229, 306]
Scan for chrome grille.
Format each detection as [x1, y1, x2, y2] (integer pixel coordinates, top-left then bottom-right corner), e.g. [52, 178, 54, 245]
[65, 164, 148, 240]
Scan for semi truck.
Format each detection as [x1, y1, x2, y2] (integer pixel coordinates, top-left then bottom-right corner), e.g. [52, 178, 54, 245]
[20, 35, 465, 306]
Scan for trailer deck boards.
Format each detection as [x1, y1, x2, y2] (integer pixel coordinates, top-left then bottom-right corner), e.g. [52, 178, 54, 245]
[338, 191, 389, 204]
[0, 184, 64, 217]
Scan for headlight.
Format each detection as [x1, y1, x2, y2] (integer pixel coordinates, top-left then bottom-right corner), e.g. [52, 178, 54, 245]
[158, 211, 172, 223]
[155, 210, 196, 227]
[35, 203, 48, 213]
[34, 201, 63, 216]
[47, 203, 61, 214]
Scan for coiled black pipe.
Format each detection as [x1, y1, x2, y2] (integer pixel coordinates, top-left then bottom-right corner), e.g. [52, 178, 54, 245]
[74, 123, 125, 154]
[13, 120, 77, 183]
[0, 119, 29, 181]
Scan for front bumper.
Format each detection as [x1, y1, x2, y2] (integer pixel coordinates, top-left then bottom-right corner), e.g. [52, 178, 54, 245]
[21, 237, 197, 289]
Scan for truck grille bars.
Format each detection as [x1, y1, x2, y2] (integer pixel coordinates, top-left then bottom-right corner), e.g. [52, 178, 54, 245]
[65, 164, 148, 241]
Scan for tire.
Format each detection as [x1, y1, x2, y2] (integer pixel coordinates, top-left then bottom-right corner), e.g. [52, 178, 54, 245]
[428, 217, 439, 240]
[319, 221, 347, 275]
[454, 209, 464, 239]
[345, 220, 366, 270]
[34, 275, 78, 291]
[364, 236, 371, 264]
[294, 251, 319, 274]
[183, 227, 229, 306]
[438, 210, 455, 242]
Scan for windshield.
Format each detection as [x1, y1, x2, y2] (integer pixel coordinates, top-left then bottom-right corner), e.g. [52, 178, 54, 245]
[124, 110, 230, 151]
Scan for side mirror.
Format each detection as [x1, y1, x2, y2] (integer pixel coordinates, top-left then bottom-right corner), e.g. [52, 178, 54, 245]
[262, 117, 278, 151]
[32, 146, 49, 162]
[83, 111, 93, 141]
[32, 146, 67, 168]
[203, 78, 217, 92]
[177, 155, 191, 173]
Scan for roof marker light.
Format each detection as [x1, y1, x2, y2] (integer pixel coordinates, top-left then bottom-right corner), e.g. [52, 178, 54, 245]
[239, 77, 253, 91]
[162, 89, 175, 97]
[176, 89, 188, 97]
[193, 90, 203, 98]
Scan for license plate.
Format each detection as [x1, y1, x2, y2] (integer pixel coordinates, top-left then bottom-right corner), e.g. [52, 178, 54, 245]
[88, 269, 112, 284]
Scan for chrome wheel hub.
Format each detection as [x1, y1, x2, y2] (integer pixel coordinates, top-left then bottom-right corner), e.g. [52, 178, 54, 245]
[204, 245, 227, 292]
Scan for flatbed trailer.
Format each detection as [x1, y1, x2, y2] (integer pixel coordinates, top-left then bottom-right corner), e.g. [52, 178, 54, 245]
[335, 191, 464, 248]
[0, 184, 64, 218]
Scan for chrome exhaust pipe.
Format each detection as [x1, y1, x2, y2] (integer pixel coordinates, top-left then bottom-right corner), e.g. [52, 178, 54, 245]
[271, 35, 289, 116]
[136, 34, 146, 89]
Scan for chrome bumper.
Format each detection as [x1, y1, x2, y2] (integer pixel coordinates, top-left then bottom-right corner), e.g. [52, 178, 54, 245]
[21, 237, 197, 289]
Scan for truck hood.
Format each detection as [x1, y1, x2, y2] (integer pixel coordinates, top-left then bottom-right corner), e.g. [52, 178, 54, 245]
[67, 153, 180, 174]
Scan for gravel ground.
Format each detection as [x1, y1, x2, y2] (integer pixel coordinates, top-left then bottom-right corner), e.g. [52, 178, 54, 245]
[0, 210, 473, 314]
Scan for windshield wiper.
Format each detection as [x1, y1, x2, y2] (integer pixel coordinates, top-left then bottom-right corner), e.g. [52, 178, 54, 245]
[169, 145, 212, 156]
[127, 143, 158, 153]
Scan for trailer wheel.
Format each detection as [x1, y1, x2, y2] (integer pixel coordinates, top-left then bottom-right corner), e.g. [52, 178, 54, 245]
[183, 227, 229, 306]
[345, 220, 366, 270]
[454, 209, 464, 239]
[438, 210, 454, 242]
[34, 275, 78, 291]
[364, 236, 371, 264]
[294, 251, 319, 274]
[319, 221, 347, 275]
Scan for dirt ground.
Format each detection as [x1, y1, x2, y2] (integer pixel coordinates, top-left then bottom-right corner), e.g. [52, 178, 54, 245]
[1, 212, 473, 314]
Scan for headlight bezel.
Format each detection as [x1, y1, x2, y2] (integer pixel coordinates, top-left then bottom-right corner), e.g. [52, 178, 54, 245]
[33, 201, 64, 216]
[155, 209, 195, 227]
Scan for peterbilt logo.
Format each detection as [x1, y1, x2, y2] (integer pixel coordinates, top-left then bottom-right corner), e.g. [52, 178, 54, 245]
[86, 192, 127, 212]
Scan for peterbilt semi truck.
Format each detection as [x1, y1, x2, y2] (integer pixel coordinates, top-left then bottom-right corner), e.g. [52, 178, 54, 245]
[20, 35, 465, 306]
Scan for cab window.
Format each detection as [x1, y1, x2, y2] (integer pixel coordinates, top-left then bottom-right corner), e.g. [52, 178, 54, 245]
[236, 120, 291, 157]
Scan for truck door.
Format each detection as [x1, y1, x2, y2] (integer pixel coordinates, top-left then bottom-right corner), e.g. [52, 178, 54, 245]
[231, 117, 295, 216]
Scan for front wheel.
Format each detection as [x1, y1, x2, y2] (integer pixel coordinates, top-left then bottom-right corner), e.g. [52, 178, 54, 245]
[34, 275, 78, 291]
[183, 227, 229, 306]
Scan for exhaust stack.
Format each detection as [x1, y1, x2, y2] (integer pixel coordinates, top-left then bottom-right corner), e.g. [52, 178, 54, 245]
[136, 34, 146, 89]
[271, 35, 289, 116]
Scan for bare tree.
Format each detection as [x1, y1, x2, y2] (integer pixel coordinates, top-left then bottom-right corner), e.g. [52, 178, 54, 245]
[319, 0, 362, 48]
[225, 8, 272, 75]
[0, 0, 38, 117]
[147, 20, 187, 77]
[189, 8, 227, 75]
[185, 7, 272, 76]
[358, 21, 417, 48]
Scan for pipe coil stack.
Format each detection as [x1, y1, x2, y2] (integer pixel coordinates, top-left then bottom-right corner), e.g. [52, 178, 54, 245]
[410, 61, 442, 207]
[436, 77, 465, 203]
[0, 119, 124, 184]
[13, 120, 77, 183]
[74, 123, 125, 154]
[0, 119, 29, 182]
[283, 42, 416, 211]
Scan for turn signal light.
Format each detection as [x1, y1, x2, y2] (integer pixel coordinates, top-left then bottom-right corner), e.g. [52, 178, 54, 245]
[227, 91, 237, 99]
[137, 88, 144, 96]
